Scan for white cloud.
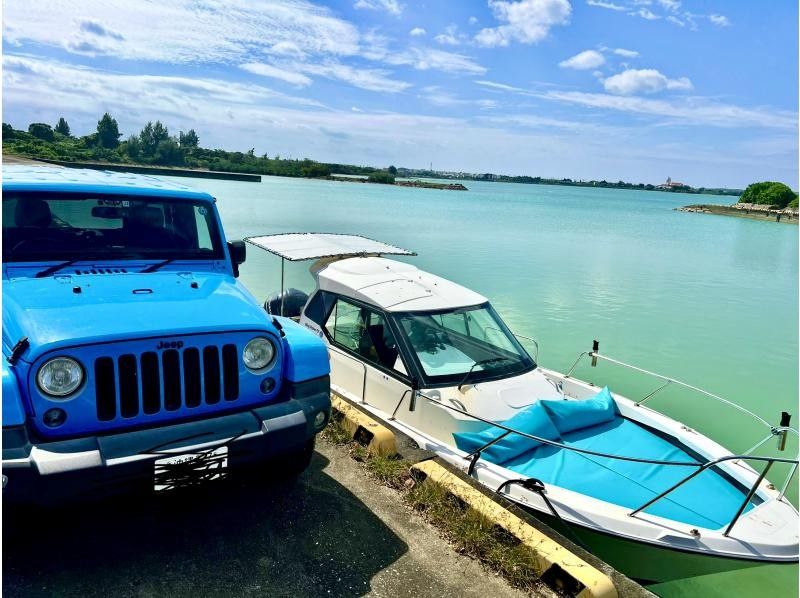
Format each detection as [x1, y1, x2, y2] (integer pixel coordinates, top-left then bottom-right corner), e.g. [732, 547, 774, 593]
[353, 0, 403, 16]
[409, 27, 426, 36]
[666, 15, 685, 27]
[240, 62, 313, 87]
[474, 0, 571, 47]
[613, 48, 638, 58]
[241, 60, 410, 93]
[657, 0, 680, 12]
[631, 8, 660, 20]
[586, 0, 626, 10]
[539, 89, 797, 130]
[3, 0, 362, 63]
[475, 80, 532, 93]
[295, 61, 411, 93]
[603, 68, 692, 95]
[419, 86, 497, 108]
[559, 49, 606, 70]
[709, 14, 730, 27]
[386, 47, 487, 75]
[434, 24, 461, 46]
[469, 16, 479, 24]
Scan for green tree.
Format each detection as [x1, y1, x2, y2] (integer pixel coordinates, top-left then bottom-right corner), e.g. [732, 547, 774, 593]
[28, 122, 55, 141]
[739, 181, 798, 209]
[367, 172, 395, 184]
[139, 121, 169, 157]
[54, 117, 71, 137]
[125, 135, 142, 160]
[179, 129, 199, 148]
[387, 165, 398, 175]
[3, 123, 17, 140]
[96, 113, 121, 148]
[154, 138, 185, 165]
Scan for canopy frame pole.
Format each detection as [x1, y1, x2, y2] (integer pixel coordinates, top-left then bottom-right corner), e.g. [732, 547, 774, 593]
[280, 257, 285, 317]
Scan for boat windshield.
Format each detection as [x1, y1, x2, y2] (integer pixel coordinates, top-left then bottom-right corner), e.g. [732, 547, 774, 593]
[394, 303, 535, 386]
[2, 192, 224, 263]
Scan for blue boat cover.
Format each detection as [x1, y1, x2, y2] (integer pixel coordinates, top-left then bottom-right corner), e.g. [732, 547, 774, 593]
[454, 389, 754, 529]
[453, 402, 560, 463]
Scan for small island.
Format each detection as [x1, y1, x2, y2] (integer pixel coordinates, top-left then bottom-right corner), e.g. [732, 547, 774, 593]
[327, 171, 467, 191]
[678, 181, 798, 224]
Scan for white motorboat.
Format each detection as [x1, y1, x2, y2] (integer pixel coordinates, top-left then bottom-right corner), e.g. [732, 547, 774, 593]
[247, 233, 799, 583]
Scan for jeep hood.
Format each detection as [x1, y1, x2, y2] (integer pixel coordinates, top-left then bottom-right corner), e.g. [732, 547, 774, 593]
[2, 272, 273, 361]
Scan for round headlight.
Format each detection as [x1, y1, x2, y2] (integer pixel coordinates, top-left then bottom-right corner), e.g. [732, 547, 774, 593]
[37, 357, 83, 398]
[243, 337, 275, 370]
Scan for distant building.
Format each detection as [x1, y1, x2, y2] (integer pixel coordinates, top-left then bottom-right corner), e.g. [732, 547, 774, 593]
[656, 176, 688, 190]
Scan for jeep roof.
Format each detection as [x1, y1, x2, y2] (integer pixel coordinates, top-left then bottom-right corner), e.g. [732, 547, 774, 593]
[2, 165, 214, 201]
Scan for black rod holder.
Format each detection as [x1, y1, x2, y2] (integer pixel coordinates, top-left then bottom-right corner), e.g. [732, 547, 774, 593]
[591, 339, 599, 367]
[779, 412, 791, 451]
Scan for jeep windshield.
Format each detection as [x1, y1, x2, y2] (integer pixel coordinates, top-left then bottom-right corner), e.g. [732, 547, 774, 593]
[394, 303, 535, 386]
[2, 192, 224, 263]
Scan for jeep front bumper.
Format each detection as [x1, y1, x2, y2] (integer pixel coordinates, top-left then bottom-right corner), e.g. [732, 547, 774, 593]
[2, 376, 330, 505]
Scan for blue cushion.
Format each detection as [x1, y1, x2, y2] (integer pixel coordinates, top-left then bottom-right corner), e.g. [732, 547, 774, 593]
[453, 402, 561, 465]
[539, 386, 618, 434]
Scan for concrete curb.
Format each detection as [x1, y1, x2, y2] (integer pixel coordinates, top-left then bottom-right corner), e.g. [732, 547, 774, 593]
[330, 394, 397, 457]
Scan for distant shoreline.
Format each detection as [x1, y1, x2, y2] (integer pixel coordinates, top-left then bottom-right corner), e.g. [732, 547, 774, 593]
[325, 175, 467, 191]
[677, 204, 798, 224]
[9, 156, 261, 182]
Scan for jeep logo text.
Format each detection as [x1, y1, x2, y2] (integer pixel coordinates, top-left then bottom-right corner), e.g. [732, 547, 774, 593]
[156, 340, 184, 350]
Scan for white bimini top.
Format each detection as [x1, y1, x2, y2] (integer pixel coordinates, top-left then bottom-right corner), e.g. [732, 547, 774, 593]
[317, 257, 487, 312]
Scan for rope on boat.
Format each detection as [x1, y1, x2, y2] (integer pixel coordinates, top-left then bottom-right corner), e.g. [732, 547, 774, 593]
[496, 477, 590, 551]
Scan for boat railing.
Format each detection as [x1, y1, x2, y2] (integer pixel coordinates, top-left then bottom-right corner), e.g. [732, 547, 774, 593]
[414, 390, 799, 536]
[564, 345, 798, 440]
[482, 327, 539, 362]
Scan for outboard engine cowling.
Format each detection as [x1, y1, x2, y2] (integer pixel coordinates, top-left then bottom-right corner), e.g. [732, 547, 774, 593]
[265, 288, 309, 318]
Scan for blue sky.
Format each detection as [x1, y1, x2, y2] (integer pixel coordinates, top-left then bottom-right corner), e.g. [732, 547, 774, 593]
[3, 0, 797, 187]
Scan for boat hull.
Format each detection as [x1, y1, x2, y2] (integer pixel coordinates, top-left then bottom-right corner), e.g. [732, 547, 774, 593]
[526, 507, 788, 584]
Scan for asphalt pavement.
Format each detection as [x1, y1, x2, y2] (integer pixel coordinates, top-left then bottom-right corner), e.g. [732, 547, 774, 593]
[3, 438, 528, 598]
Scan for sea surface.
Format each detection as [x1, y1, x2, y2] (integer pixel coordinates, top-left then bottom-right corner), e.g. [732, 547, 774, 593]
[167, 175, 798, 594]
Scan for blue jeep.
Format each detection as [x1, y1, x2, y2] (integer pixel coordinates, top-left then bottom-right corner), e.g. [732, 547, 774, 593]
[2, 166, 331, 503]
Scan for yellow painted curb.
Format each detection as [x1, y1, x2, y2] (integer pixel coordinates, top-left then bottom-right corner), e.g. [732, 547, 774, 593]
[412, 460, 618, 598]
[331, 394, 397, 457]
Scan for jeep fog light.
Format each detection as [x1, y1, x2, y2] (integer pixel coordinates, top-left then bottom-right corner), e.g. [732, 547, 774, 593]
[314, 411, 326, 430]
[243, 337, 275, 370]
[37, 357, 83, 397]
[43, 408, 67, 428]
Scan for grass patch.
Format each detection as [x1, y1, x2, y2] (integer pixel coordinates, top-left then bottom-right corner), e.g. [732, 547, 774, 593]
[407, 479, 544, 594]
[365, 454, 412, 489]
[321, 412, 352, 445]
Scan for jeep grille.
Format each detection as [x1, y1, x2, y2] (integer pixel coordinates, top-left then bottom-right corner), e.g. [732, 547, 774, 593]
[94, 344, 239, 421]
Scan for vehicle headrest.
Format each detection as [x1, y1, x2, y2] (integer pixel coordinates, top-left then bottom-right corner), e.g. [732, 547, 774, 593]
[15, 198, 53, 228]
[130, 205, 165, 228]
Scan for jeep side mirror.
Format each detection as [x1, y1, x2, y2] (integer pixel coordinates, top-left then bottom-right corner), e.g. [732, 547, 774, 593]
[228, 240, 246, 278]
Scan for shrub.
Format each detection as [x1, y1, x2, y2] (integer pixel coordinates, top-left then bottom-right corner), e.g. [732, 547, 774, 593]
[28, 123, 55, 142]
[367, 171, 395, 184]
[739, 181, 798, 210]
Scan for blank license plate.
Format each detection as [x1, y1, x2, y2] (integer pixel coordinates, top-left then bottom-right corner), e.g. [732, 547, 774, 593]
[154, 445, 228, 492]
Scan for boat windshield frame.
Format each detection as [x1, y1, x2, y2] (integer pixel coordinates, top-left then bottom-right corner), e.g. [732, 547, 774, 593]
[391, 302, 536, 389]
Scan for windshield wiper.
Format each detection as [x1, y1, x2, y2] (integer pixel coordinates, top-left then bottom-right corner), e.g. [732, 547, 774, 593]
[457, 356, 511, 392]
[140, 259, 175, 273]
[35, 259, 80, 278]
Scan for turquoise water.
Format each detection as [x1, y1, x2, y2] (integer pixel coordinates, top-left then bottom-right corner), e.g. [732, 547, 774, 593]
[168, 175, 798, 591]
